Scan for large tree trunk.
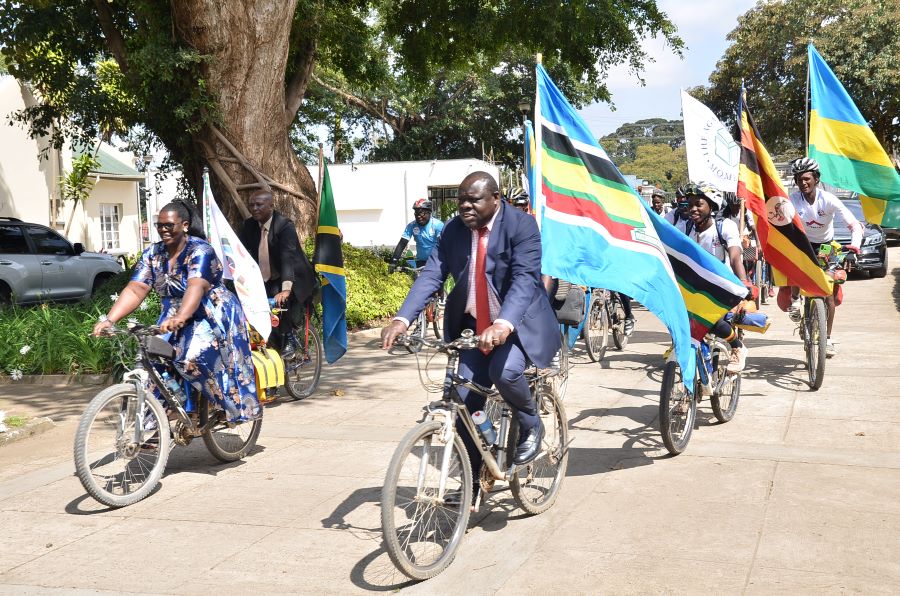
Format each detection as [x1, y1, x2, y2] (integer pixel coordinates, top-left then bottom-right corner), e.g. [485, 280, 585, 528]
[170, 0, 317, 238]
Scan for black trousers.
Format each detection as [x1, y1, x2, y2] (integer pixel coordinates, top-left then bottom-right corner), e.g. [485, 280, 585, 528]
[264, 279, 297, 350]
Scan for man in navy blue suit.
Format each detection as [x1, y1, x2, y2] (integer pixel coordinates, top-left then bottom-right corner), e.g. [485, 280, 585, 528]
[381, 171, 561, 469]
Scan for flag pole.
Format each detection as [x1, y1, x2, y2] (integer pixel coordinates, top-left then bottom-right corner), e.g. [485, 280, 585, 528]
[533, 53, 543, 230]
[805, 49, 810, 156]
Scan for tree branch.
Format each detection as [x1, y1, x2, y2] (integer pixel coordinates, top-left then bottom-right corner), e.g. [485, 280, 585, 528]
[92, 0, 130, 74]
[196, 139, 251, 220]
[284, 37, 318, 128]
[311, 73, 404, 136]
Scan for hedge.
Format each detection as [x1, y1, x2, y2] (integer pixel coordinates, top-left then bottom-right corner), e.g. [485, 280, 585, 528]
[0, 243, 412, 377]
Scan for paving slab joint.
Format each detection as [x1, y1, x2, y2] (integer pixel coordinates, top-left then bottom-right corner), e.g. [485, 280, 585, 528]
[0, 416, 56, 447]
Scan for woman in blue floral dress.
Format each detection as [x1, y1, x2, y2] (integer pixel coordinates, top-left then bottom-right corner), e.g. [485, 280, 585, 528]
[93, 201, 260, 423]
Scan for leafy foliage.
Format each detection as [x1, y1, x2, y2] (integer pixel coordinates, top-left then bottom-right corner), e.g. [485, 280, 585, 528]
[617, 143, 688, 191]
[600, 118, 685, 164]
[0, 247, 408, 376]
[696, 0, 900, 156]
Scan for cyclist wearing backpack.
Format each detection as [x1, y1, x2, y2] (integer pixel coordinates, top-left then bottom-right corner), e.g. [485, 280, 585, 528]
[665, 187, 690, 233]
[683, 182, 754, 372]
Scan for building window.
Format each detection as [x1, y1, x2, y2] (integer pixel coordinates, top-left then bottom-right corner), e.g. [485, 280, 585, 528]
[428, 186, 459, 221]
[100, 203, 121, 250]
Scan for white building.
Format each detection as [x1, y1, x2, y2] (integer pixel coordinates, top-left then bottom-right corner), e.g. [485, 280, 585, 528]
[318, 158, 500, 247]
[0, 76, 144, 256]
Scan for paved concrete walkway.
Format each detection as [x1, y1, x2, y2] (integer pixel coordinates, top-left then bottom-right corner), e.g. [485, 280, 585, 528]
[1, 246, 899, 594]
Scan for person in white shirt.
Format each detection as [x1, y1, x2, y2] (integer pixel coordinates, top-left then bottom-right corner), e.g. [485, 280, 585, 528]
[787, 157, 863, 357]
[664, 187, 690, 233]
[683, 182, 754, 373]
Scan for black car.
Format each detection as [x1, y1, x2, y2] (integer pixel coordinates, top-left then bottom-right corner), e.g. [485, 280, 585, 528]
[834, 196, 887, 278]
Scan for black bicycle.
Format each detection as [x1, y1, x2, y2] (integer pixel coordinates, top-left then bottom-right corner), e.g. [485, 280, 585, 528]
[381, 330, 569, 580]
[74, 324, 263, 507]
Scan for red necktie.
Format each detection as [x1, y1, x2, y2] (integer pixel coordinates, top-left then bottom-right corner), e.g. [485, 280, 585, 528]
[475, 226, 491, 338]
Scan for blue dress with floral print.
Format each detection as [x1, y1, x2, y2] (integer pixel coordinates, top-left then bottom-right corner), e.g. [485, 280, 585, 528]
[132, 236, 260, 423]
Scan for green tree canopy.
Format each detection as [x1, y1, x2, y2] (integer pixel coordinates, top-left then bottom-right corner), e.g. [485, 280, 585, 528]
[696, 0, 900, 158]
[599, 118, 684, 165]
[0, 0, 683, 231]
[617, 143, 688, 191]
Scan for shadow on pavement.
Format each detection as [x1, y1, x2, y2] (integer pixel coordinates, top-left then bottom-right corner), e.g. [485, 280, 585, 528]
[321, 486, 417, 592]
[893, 265, 900, 313]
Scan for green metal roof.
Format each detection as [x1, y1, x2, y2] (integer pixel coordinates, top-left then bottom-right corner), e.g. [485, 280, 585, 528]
[74, 144, 142, 180]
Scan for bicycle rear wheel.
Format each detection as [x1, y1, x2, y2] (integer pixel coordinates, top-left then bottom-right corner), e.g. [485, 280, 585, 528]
[200, 396, 263, 462]
[583, 298, 609, 363]
[552, 331, 570, 400]
[508, 385, 569, 515]
[381, 421, 472, 580]
[659, 360, 697, 455]
[610, 295, 629, 350]
[284, 323, 323, 400]
[710, 348, 741, 423]
[805, 297, 827, 390]
[73, 384, 170, 508]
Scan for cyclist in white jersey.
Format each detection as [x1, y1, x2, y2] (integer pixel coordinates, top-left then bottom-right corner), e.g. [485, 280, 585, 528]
[787, 157, 862, 357]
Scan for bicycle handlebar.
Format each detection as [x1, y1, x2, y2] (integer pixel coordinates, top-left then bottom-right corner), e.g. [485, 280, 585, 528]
[394, 329, 480, 352]
[97, 323, 164, 338]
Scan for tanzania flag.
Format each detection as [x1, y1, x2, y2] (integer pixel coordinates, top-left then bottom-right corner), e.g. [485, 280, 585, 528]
[535, 64, 745, 387]
[313, 164, 347, 363]
[737, 88, 832, 297]
[808, 44, 900, 228]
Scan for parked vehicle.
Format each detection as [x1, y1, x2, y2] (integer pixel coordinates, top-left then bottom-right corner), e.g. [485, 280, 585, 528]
[835, 197, 887, 278]
[0, 217, 122, 304]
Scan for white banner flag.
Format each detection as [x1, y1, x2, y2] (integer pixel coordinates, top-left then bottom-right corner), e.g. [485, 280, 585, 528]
[202, 175, 271, 340]
[681, 90, 739, 194]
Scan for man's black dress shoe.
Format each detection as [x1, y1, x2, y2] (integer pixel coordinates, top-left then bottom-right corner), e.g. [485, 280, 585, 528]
[513, 418, 544, 465]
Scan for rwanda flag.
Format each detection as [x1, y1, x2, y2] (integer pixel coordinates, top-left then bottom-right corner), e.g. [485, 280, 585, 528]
[534, 64, 745, 389]
[737, 88, 833, 297]
[313, 164, 347, 363]
[808, 44, 900, 228]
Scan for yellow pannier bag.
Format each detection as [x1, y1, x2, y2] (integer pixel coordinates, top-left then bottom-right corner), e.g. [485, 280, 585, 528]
[250, 347, 285, 403]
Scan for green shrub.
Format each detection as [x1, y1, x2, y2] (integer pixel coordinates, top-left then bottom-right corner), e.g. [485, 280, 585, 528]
[0, 243, 414, 376]
[0, 269, 160, 378]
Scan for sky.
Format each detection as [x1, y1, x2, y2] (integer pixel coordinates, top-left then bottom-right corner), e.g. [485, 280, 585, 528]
[578, 0, 757, 138]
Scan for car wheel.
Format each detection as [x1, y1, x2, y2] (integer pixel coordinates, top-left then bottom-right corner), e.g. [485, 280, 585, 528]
[91, 273, 115, 297]
[0, 283, 10, 305]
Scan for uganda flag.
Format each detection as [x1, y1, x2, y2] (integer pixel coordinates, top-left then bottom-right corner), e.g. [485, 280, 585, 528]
[313, 164, 347, 363]
[736, 88, 832, 297]
[535, 64, 745, 387]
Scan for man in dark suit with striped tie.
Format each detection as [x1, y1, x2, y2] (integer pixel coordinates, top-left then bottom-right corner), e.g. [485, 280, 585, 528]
[381, 171, 560, 468]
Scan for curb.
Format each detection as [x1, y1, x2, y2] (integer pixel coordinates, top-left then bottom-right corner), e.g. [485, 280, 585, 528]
[0, 417, 56, 447]
[0, 374, 109, 386]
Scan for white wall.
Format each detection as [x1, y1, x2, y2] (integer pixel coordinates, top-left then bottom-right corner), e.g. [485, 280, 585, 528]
[321, 159, 500, 247]
[0, 77, 59, 226]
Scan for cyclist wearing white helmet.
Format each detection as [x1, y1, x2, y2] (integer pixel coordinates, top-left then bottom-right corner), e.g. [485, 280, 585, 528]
[787, 157, 862, 357]
[683, 181, 754, 372]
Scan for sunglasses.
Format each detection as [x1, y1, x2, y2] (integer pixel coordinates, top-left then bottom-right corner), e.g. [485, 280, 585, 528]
[154, 222, 183, 231]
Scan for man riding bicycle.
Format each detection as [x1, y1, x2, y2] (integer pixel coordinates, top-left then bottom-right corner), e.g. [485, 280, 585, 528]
[389, 198, 445, 270]
[787, 157, 862, 357]
[683, 182, 755, 372]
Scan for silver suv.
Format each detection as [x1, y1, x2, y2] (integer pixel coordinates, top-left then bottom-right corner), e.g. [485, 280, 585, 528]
[0, 217, 122, 304]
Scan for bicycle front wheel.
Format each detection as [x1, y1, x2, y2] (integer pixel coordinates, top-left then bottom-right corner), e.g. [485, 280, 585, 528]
[659, 360, 696, 455]
[200, 397, 263, 463]
[381, 421, 472, 580]
[584, 298, 609, 363]
[429, 296, 445, 339]
[73, 384, 170, 508]
[710, 349, 741, 423]
[284, 324, 323, 400]
[552, 331, 570, 400]
[508, 385, 569, 515]
[805, 297, 828, 390]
